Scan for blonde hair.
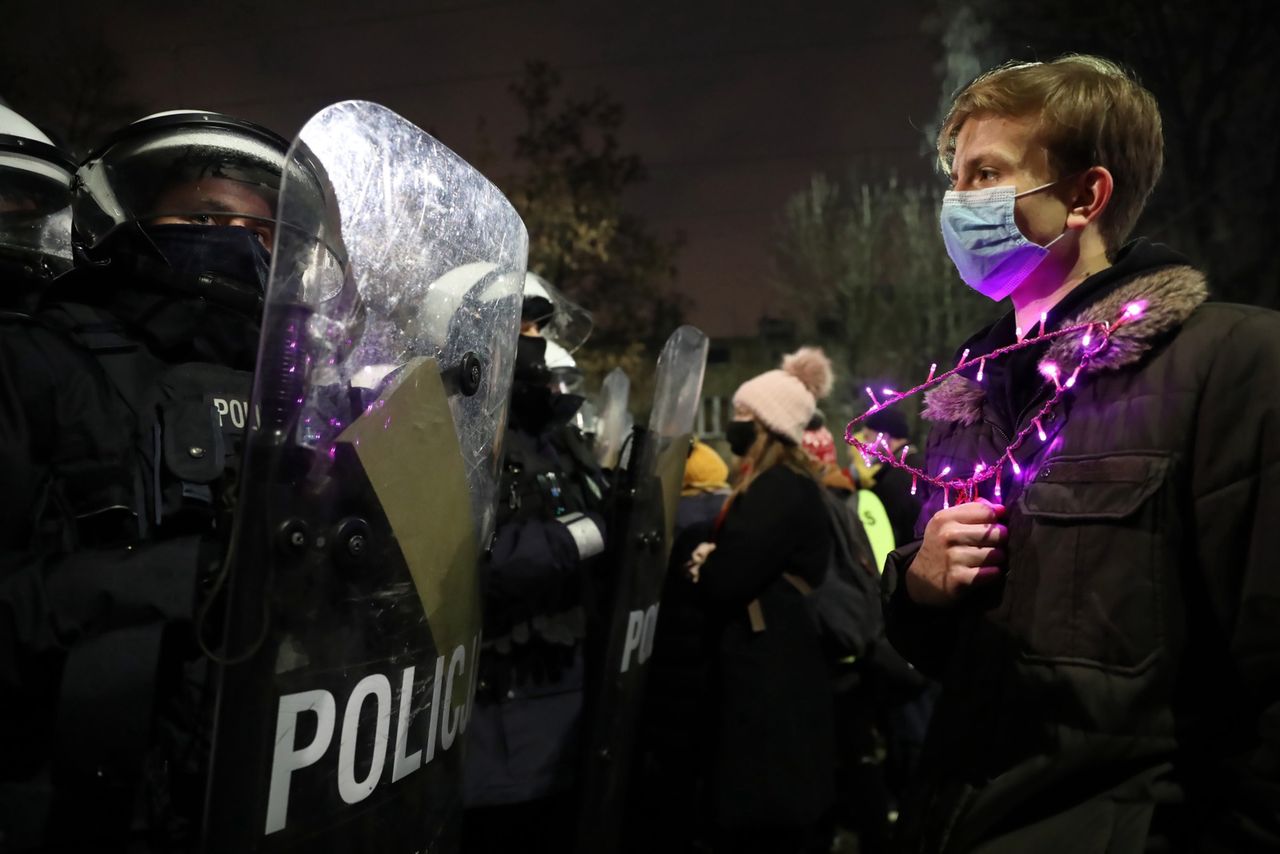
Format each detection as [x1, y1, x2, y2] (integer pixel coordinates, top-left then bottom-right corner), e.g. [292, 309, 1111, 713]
[731, 426, 815, 502]
[938, 54, 1164, 253]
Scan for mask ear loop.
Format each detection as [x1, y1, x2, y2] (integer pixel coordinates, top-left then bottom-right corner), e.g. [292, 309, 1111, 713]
[1014, 169, 1089, 248]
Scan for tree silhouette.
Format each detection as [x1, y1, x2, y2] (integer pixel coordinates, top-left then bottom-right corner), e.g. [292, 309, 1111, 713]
[502, 61, 686, 355]
[772, 172, 999, 436]
[0, 27, 141, 157]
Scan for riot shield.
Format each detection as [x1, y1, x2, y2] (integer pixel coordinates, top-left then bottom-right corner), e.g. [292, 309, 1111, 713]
[202, 101, 526, 854]
[577, 325, 708, 853]
[593, 366, 632, 470]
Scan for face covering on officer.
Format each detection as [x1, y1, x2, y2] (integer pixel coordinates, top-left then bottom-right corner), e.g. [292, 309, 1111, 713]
[510, 335, 556, 429]
[725, 419, 757, 457]
[143, 223, 272, 293]
[939, 177, 1070, 301]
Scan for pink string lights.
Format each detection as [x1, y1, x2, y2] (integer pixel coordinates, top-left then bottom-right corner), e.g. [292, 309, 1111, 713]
[844, 300, 1148, 505]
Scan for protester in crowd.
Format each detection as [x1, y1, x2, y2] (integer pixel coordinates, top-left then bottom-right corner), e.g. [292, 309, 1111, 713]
[802, 411, 894, 853]
[849, 406, 921, 548]
[687, 346, 836, 854]
[884, 54, 1280, 851]
[803, 410, 857, 495]
[624, 437, 731, 853]
[676, 437, 731, 536]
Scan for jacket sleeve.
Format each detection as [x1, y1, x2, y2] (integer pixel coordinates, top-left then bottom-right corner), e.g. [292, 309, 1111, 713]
[881, 432, 962, 678]
[698, 468, 828, 604]
[482, 511, 606, 604]
[1189, 309, 1280, 848]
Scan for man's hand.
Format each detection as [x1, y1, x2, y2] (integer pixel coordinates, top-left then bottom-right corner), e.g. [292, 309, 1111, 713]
[905, 499, 1007, 606]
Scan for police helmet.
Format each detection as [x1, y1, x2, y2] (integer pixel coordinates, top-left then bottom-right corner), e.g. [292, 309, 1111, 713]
[521, 271, 592, 353]
[72, 110, 336, 275]
[0, 103, 75, 283]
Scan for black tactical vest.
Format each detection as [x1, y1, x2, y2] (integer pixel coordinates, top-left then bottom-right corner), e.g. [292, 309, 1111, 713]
[38, 301, 253, 550]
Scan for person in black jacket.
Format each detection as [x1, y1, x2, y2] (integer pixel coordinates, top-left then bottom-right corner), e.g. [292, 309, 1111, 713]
[461, 277, 610, 853]
[0, 110, 324, 851]
[688, 346, 836, 854]
[884, 55, 1280, 852]
[624, 438, 731, 853]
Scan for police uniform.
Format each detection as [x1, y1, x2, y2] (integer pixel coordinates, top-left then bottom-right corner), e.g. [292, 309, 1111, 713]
[462, 330, 609, 852]
[0, 110, 300, 851]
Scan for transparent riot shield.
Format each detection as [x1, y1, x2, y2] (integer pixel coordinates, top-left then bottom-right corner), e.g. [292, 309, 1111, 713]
[202, 101, 526, 854]
[576, 325, 708, 854]
[593, 367, 632, 470]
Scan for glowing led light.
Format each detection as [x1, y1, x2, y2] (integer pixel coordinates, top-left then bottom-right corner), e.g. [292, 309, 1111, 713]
[1040, 362, 1062, 390]
[943, 488, 950, 509]
[842, 300, 1154, 502]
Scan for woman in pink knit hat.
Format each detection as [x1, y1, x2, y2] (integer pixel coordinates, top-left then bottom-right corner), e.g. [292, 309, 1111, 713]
[687, 347, 837, 853]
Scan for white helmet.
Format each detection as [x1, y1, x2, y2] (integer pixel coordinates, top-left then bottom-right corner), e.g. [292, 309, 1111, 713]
[0, 103, 74, 285]
[521, 271, 593, 353]
[544, 339, 576, 370]
[71, 110, 334, 268]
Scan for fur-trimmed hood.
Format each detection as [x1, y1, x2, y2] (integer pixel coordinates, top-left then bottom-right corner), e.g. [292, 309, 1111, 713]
[923, 264, 1209, 426]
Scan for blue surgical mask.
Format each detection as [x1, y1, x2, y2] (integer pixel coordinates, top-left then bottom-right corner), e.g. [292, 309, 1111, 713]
[940, 180, 1068, 301]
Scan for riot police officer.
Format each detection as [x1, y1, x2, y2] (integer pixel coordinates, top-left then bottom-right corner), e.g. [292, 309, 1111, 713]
[462, 274, 609, 853]
[0, 110, 326, 851]
[0, 103, 74, 312]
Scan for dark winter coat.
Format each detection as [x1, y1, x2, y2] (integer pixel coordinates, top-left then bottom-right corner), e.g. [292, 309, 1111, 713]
[873, 463, 922, 550]
[699, 463, 835, 830]
[883, 241, 1280, 853]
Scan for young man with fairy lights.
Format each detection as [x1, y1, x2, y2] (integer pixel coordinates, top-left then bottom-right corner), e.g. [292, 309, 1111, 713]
[878, 55, 1280, 851]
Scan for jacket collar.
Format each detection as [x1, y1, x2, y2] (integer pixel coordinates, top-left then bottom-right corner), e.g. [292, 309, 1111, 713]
[922, 263, 1209, 426]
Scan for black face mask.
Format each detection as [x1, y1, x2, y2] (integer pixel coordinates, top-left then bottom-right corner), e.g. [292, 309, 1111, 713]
[143, 223, 272, 294]
[725, 420, 757, 457]
[514, 334, 551, 385]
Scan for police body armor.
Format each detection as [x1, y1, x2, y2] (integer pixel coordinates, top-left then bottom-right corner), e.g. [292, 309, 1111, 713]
[480, 405, 610, 699]
[2, 285, 257, 849]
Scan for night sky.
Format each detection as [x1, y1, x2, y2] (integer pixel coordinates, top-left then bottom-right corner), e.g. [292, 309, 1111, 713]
[4, 0, 942, 337]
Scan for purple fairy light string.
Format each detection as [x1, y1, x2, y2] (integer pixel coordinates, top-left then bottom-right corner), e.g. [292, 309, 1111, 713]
[844, 301, 1146, 503]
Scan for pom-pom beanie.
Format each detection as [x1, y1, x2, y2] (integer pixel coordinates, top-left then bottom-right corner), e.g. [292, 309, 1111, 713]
[732, 346, 834, 445]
